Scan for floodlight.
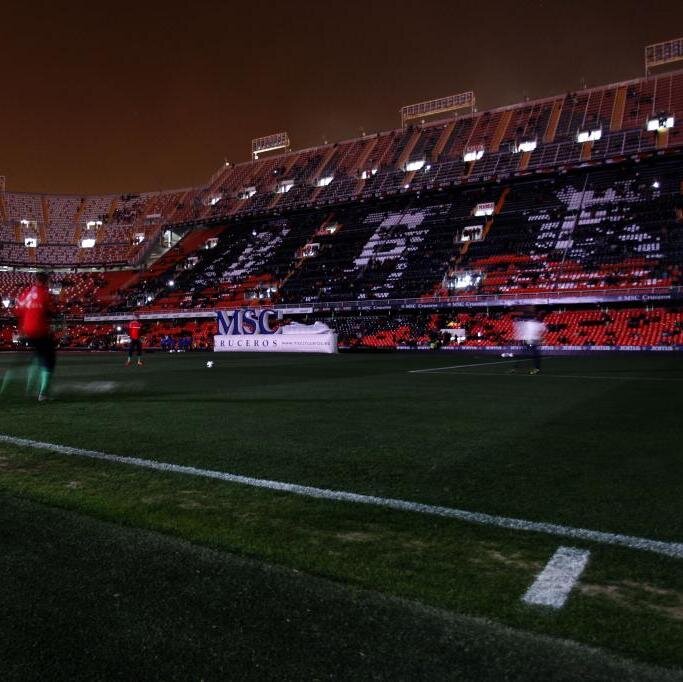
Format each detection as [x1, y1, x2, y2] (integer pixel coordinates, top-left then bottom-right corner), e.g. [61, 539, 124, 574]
[515, 140, 537, 153]
[463, 149, 484, 162]
[577, 129, 602, 143]
[646, 115, 674, 132]
[276, 180, 294, 194]
[405, 159, 425, 172]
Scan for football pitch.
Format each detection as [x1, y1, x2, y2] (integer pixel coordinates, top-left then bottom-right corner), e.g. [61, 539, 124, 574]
[0, 351, 682, 679]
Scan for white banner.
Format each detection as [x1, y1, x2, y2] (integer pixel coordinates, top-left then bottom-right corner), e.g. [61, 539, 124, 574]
[214, 332, 337, 354]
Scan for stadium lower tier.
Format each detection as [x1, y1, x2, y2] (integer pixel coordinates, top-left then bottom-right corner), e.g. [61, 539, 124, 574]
[1, 305, 681, 351]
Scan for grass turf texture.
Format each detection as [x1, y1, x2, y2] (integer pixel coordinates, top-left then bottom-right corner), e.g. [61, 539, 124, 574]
[0, 351, 682, 676]
[2, 493, 681, 682]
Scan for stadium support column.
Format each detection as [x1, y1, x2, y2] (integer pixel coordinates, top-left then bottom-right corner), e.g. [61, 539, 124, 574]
[396, 129, 421, 170]
[610, 87, 627, 131]
[73, 198, 87, 245]
[431, 121, 455, 161]
[40, 196, 49, 244]
[165, 189, 191, 224]
[543, 99, 564, 143]
[314, 146, 337, 180]
[309, 146, 338, 202]
[353, 138, 377, 176]
[403, 170, 418, 188]
[490, 110, 512, 152]
[480, 187, 509, 241]
[107, 197, 118, 222]
[353, 137, 378, 195]
[656, 129, 670, 150]
[268, 154, 299, 210]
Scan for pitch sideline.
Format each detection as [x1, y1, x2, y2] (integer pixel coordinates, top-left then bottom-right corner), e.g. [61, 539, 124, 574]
[0, 432, 681, 560]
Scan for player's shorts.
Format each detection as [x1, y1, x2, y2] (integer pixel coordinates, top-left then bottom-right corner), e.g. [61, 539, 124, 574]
[129, 338, 143, 355]
[27, 335, 56, 372]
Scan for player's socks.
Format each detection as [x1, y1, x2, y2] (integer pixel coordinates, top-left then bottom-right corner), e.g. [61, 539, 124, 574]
[26, 361, 39, 396]
[0, 369, 15, 394]
[126, 358, 131, 366]
[38, 368, 52, 400]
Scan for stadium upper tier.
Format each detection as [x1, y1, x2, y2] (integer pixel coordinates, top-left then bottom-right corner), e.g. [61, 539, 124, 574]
[1, 69, 683, 269]
[110, 156, 682, 313]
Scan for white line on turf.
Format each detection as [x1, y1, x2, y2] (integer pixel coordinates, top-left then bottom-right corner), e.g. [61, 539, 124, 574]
[422, 371, 683, 382]
[409, 359, 518, 374]
[522, 546, 590, 609]
[0, 432, 682, 560]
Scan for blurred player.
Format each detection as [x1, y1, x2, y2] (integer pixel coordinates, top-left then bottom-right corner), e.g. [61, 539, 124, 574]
[1, 271, 56, 401]
[512, 311, 546, 375]
[126, 314, 143, 366]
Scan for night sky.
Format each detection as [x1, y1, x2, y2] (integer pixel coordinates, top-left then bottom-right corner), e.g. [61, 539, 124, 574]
[1, 0, 682, 195]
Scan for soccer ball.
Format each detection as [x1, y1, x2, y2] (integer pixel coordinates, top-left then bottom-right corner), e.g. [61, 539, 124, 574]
[206, 361, 214, 368]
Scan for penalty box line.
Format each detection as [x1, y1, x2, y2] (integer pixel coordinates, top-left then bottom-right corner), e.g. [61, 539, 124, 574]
[0, 432, 682, 561]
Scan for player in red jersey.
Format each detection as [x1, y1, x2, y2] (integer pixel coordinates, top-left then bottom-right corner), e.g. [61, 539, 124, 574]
[1, 272, 56, 401]
[126, 315, 143, 366]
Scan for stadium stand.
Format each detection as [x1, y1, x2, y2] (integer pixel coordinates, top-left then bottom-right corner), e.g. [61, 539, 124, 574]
[5, 305, 673, 352]
[0, 67, 682, 351]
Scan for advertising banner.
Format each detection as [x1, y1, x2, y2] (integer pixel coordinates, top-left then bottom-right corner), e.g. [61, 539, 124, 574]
[213, 309, 337, 353]
[214, 333, 337, 353]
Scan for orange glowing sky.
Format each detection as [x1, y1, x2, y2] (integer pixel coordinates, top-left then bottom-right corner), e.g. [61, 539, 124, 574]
[1, 0, 681, 194]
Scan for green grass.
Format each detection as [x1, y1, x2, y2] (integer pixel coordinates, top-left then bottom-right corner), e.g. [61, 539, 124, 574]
[0, 351, 682, 676]
[4, 494, 680, 682]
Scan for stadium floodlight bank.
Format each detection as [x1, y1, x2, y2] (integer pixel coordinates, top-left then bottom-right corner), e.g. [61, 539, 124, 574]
[400, 91, 475, 127]
[251, 132, 290, 160]
[644, 36, 683, 74]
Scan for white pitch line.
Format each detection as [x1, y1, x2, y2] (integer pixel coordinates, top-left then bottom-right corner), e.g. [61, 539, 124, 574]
[425, 371, 683, 382]
[0, 432, 682, 560]
[522, 546, 590, 609]
[409, 359, 519, 374]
